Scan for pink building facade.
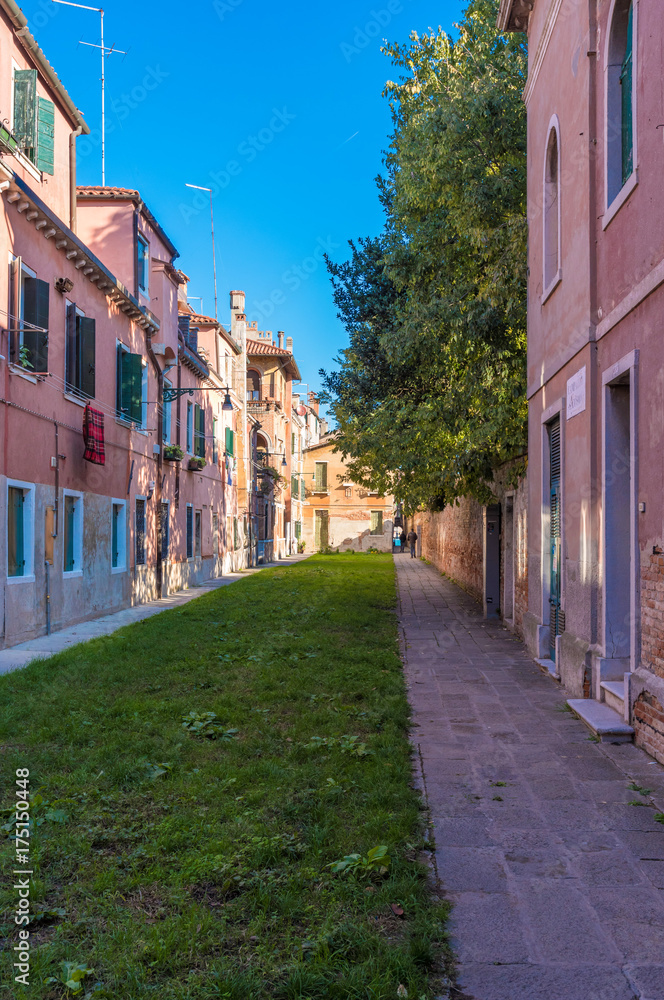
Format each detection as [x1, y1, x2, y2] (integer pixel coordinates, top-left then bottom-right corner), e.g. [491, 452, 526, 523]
[500, 0, 664, 759]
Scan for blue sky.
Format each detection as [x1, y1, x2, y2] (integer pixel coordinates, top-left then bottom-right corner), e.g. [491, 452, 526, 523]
[20, 0, 465, 404]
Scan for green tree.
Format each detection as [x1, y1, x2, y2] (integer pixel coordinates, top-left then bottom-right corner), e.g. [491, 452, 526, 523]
[321, 0, 527, 512]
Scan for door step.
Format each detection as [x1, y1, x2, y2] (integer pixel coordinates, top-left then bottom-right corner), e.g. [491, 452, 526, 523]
[600, 680, 625, 716]
[567, 698, 634, 743]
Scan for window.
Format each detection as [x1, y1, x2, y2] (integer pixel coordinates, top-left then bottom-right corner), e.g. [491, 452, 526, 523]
[370, 511, 383, 535]
[135, 498, 146, 566]
[291, 475, 299, 499]
[111, 500, 126, 571]
[65, 302, 96, 399]
[10, 258, 49, 373]
[269, 371, 275, 398]
[233, 516, 239, 551]
[195, 510, 202, 558]
[137, 234, 149, 296]
[163, 379, 172, 444]
[160, 501, 169, 561]
[247, 369, 261, 401]
[194, 404, 205, 458]
[315, 462, 328, 491]
[63, 491, 83, 574]
[7, 481, 35, 580]
[212, 417, 218, 463]
[243, 514, 249, 547]
[543, 123, 560, 291]
[295, 521, 302, 540]
[186, 504, 193, 559]
[141, 362, 148, 429]
[13, 69, 54, 173]
[212, 512, 219, 556]
[186, 402, 193, 454]
[225, 427, 234, 457]
[116, 343, 143, 423]
[606, 0, 635, 205]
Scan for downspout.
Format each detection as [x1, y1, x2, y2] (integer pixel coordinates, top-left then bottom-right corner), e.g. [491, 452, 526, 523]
[588, 0, 599, 651]
[146, 331, 163, 598]
[69, 127, 84, 233]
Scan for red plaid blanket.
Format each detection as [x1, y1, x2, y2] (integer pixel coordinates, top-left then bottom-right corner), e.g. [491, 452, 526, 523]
[83, 404, 105, 465]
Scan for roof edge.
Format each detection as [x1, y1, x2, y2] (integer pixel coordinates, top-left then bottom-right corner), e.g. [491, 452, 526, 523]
[497, 0, 532, 32]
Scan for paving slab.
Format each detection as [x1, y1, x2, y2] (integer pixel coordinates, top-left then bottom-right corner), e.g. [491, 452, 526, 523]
[395, 556, 664, 999]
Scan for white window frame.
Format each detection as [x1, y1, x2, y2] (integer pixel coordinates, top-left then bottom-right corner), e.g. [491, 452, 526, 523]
[111, 498, 127, 573]
[141, 360, 148, 429]
[186, 401, 193, 454]
[6, 478, 35, 583]
[542, 115, 562, 302]
[603, 0, 638, 228]
[137, 233, 149, 296]
[62, 488, 84, 578]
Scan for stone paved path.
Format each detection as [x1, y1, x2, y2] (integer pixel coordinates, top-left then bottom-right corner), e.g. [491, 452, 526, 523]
[395, 555, 664, 1000]
[0, 554, 308, 675]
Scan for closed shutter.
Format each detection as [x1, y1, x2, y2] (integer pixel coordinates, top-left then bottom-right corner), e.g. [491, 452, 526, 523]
[36, 97, 55, 174]
[135, 499, 146, 566]
[186, 506, 193, 559]
[79, 317, 96, 399]
[22, 276, 49, 373]
[119, 349, 143, 423]
[291, 475, 298, 499]
[315, 462, 327, 491]
[13, 69, 36, 160]
[160, 502, 169, 561]
[7, 487, 25, 577]
[225, 427, 234, 456]
[212, 418, 218, 463]
[269, 372, 275, 398]
[315, 510, 329, 550]
[620, 2, 634, 186]
[233, 517, 239, 550]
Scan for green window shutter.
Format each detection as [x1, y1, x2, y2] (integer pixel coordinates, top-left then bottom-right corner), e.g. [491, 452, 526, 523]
[64, 496, 75, 571]
[195, 404, 205, 458]
[186, 402, 193, 453]
[7, 487, 25, 577]
[225, 426, 234, 456]
[315, 462, 327, 490]
[620, 2, 634, 186]
[291, 431, 295, 453]
[13, 69, 37, 160]
[36, 97, 55, 174]
[186, 506, 193, 558]
[212, 417, 218, 463]
[79, 317, 96, 398]
[22, 276, 49, 373]
[119, 350, 143, 422]
[291, 475, 298, 498]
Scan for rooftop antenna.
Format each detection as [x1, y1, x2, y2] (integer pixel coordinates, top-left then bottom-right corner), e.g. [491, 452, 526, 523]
[185, 183, 218, 320]
[52, 1, 127, 186]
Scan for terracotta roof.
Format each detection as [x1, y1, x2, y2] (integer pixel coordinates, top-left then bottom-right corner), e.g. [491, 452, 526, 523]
[246, 338, 291, 356]
[188, 312, 218, 326]
[76, 187, 179, 260]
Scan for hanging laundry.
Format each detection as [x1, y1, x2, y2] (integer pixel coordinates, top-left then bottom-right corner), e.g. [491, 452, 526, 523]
[83, 404, 105, 465]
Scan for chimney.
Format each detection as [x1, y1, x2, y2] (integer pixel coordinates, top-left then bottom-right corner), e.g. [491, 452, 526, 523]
[230, 290, 245, 314]
[277, 330, 284, 349]
[286, 336, 293, 352]
[308, 391, 320, 416]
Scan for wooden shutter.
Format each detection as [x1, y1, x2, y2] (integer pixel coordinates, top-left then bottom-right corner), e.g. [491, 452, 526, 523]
[291, 475, 298, 498]
[13, 69, 36, 159]
[186, 506, 193, 558]
[135, 499, 146, 565]
[80, 317, 96, 399]
[195, 404, 205, 458]
[315, 462, 327, 490]
[269, 372, 275, 397]
[160, 502, 169, 561]
[120, 351, 143, 422]
[315, 510, 329, 550]
[36, 97, 55, 174]
[225, 426, 234, 456]
[7, 487, 25, 577]
[22, 276, 49, 373]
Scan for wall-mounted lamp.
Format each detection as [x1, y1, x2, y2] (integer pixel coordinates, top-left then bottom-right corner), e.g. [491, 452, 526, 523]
[222, 388, 233, 412]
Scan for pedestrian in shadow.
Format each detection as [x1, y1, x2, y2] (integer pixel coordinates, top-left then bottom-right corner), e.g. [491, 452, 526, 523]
[407, 528, 418, 558]
[400, 529, 407, 554]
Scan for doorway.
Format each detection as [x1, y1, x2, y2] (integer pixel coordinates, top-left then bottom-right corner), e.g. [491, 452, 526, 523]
[549, 417, 563, 661]
[603, 372, 633, 665]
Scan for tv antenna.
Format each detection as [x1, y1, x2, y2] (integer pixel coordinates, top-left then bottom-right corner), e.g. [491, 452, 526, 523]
[52, 1, 127, 186]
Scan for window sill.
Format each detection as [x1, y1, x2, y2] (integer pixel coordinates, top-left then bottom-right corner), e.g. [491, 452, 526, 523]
[15, 148, 42, 183]
[8, 364, 38, 384]
[7, 574, 35, 584]
[63, 570, 83, 579]
[603, 170, 638, 230]
[111, 565, 127, 575]
[64, 392, 87, 408]
[541, 269, 562, 305]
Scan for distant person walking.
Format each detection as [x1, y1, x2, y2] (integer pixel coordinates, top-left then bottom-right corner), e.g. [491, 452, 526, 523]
[407, 529, 418, 559]
[399, 529, 407, 554]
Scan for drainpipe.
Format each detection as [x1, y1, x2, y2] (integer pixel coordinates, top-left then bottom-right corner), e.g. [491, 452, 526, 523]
[588, 0, 599, 651]
[146, 331, 163, 598]
[69, 127, 84, 233]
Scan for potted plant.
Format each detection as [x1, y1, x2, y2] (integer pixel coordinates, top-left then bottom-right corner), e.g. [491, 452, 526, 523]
[163, 444, 184, 463]
[188, 456, 205, 471]
[297, 539, 306, 553]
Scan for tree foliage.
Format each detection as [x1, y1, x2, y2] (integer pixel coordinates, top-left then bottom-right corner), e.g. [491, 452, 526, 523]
[320, 0, 527, 512]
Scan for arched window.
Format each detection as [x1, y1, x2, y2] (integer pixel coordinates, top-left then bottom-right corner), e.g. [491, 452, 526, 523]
[256, 432, 269, 466]
[247, 368, 261, 401]
[606, 0, 635, 205]
[543, 124, 560, 291]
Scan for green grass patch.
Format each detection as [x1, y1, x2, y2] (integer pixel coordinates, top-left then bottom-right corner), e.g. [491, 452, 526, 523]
[0, 554, 449, 999]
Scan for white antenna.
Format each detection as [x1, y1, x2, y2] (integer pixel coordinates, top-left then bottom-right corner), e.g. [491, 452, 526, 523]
[52, 1, 127, 186]
[185, 183, 219, 320]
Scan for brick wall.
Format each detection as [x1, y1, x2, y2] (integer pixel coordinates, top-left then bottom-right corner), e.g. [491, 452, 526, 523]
[412, 464, 528, 636]
[641, 553, 664, 680]
[633, 691, 664, 766]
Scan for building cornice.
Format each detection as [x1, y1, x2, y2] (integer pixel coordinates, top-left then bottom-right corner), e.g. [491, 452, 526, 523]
[522, 0, 564, 106]
[1, 165, 159, 334]
[497, 0, 534, 32]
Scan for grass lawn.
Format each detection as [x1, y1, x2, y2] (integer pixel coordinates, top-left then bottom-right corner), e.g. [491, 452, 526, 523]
[0, 554, 449, 999]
